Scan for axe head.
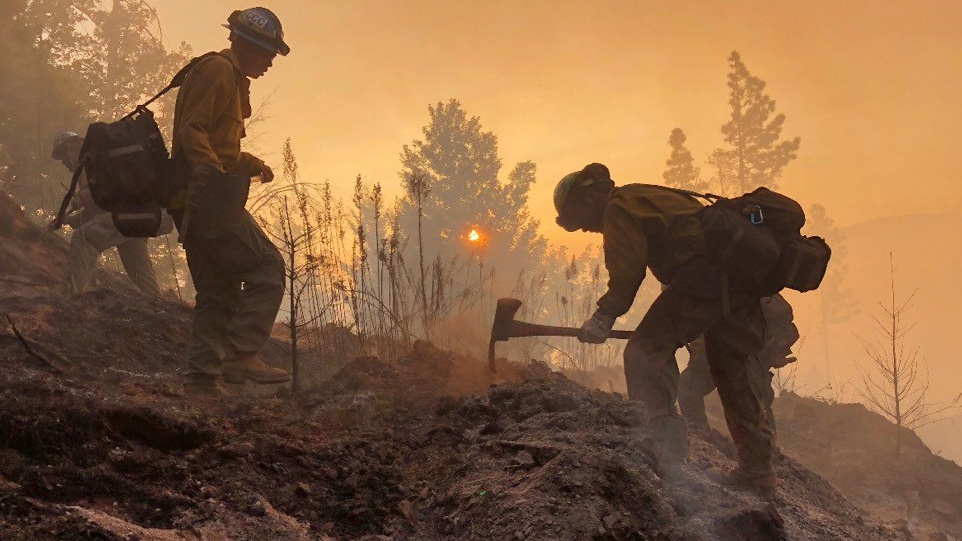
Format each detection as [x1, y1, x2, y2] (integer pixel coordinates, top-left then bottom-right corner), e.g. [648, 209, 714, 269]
[488, 298, 523, 372]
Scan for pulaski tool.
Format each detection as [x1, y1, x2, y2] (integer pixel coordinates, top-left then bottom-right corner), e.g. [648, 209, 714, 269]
[488, 297, 633, 372]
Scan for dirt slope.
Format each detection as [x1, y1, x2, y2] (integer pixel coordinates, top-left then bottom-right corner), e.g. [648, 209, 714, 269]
[774, 392, 962, 540]
[0, 193, 906, 540]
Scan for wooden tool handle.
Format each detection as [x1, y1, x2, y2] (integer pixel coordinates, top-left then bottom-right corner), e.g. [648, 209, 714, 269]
[509, 321, 633, 340]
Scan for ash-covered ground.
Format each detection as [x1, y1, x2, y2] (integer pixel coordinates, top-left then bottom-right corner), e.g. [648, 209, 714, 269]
[0, 193, 925, 540]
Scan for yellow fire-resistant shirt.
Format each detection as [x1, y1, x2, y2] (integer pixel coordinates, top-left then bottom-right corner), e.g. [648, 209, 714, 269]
[598, 184, 705, 317]
[168, 49, 264, 209]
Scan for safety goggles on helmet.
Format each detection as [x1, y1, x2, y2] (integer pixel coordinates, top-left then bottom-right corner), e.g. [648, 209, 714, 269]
[225, 7, 290, 56]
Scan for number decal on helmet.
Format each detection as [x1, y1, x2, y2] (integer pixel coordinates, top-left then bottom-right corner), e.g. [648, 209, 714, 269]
[244, 12, 269, 29]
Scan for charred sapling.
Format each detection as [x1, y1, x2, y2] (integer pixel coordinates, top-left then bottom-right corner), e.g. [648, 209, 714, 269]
[856, 253, 962, 456]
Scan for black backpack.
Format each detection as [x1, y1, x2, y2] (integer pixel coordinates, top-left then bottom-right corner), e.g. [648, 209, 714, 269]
[53, 52, 223, 237]
[670, 186, 832, 295]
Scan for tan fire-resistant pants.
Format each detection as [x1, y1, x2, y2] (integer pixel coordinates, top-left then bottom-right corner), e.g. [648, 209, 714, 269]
[177, 210, 285, 383]
[678, 337, 776, 432]
[68, 213, 160, 296]
[624, 259, 774, 477]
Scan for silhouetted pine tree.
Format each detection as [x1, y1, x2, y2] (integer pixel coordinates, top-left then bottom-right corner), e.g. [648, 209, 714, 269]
[711, 51, 801, 195]
[662, 128, 707, 192]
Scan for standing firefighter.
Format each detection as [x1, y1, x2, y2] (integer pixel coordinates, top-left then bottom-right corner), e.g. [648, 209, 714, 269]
[555, 163, 775, 496]
[167, 7, 292, 396]
[51, 131, 161, 297]
[679, 293, 800, 432]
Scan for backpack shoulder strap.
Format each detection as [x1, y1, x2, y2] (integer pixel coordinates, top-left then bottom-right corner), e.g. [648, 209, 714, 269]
[657, 185, 723, 203]
[168, 51, 225, 89]
[52, 139, 92, 228]
[122, 52, 228, 119]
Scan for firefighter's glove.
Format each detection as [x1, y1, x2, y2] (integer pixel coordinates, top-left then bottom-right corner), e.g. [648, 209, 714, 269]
[770, 354, 797, 370]
[260, 164, 275, 183]
[578, 310, 615, 344]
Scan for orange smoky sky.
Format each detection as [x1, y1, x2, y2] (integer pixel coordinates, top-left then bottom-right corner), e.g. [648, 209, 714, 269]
[155, 0, 962, 250]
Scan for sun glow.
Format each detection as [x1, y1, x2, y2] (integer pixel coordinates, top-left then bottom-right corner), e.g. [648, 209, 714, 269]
[468, 229, 481, 242]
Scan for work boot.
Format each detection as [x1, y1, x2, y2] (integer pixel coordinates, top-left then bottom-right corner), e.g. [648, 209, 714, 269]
[709, 466, 777, 499]
[184, 377, 229, 398]
[650, 414, 689, 470]
[222, 356, 291, 385]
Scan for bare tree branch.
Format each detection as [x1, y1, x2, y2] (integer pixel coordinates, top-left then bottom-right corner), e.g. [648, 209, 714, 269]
[856, 252, 962, 455]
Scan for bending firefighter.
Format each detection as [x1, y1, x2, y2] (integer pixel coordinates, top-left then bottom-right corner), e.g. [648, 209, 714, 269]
[167, 7, 292, 396]
[51, 131, 161, 297]
[679, 293, 799, 432]
[555, 163, 776, 496]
